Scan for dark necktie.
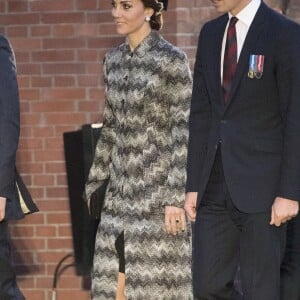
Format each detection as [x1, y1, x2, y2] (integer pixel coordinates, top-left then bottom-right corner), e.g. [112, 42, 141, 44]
[222, 17, 238, 104]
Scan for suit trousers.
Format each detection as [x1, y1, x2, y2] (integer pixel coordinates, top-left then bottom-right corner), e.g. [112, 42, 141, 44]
[0, 221, 25, 300]
[280, 213, 300, 300]
[193, 147, 286, 300]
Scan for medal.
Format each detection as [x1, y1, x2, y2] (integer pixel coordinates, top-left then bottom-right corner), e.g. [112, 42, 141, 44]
[248, 54, 264, 79]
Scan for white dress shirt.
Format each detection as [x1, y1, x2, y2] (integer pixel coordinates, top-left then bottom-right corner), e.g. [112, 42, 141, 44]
[221, 0, 261, 81]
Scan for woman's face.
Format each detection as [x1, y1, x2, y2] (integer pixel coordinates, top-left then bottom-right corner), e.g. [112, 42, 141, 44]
[111, 0, 153, 36]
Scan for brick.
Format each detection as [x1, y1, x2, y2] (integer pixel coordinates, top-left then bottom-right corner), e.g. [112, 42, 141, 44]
[17, 162, 44, 174]
[58, 225, 72, 237]
[57, 174, 67, 185]
[10, 226, 35, 238]
[53, 24, 75, 37]
[35, 276, 53, 289]
[33, 174, 55, 186]
[51, 290, 90, 300]
[77, 49, 98, 61]
[48, 238, 73, 250]
[45, 162, 66, 173]
[42, 63, 86, 75]
[25, 187, 44, 199]
[76, 0, 98, 10]
[44, 113, 87, 125]
[31, 101, 75, 113]
[30, 0, 74, 11]
[19, 89, 41, 101]
[18, 138, 43, 150]
[8, 1, 29, 12]
[46, 187, 69, 199]
[76, 23, 98, 37]
[13, 237, 46, 250]
[0, 14, 39, 26]
[78, 75, 98, 87]
[46, 212, 71, 225]
[32, 76, 53, 88]
[54, 76, 76, 87]
[34, 149, 64, 162]
[87, 11, 112, 23]
[43, 38, 85, 50]
[38, 199, 69, 211]
[7, 26, 28, 37]
[19, 213, 45, 225]
[32, 50, 75, 62]
[78, 100, 101, 112]
[41, 88, 85, 100]
[31, 25, 51, 37]
[22, 290, 46, 300]
[17, 64, 42, 76]
[36, 225, 57, 237]
[41, 12, 84, 24]
[17, 75, 31, 87]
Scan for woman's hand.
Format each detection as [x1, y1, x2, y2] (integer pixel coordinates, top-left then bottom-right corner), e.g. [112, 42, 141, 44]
[164, 206, 186, 235]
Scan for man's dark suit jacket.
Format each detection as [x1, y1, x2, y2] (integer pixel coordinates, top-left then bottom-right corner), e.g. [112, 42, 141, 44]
[187, 2, 300, 213]
[0, 35, 38, 221]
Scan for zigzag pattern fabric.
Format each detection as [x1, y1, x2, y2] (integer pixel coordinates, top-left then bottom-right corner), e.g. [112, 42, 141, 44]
[85, 31, 193, 299]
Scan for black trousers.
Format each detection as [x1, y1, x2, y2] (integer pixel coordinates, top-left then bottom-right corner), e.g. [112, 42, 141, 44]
[280, 213, 300, 300]
[193, 148, 286, 300]
[0, 221, 24, 300]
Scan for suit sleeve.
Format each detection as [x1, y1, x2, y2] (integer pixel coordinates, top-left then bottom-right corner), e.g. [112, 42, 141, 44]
[186, 27, 212, 192]
[85, 55, 117, 201]
[276, 23, 300, 201]
[161, 53, 192, 207]
[0, 36, 20, 201]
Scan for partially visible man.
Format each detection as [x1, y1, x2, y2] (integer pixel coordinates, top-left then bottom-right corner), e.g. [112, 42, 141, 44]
[0, 35, 37, 300]
[185, 0, 300, 299]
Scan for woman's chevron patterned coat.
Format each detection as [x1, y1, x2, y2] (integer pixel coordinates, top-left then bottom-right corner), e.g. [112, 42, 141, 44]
[85, 31, 193, 299]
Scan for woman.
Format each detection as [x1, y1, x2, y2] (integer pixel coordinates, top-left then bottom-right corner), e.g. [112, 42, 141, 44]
[85, 0, 192, 299]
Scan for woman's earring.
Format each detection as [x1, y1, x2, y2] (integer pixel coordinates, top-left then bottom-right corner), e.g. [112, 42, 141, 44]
[145, 16, 151, 22]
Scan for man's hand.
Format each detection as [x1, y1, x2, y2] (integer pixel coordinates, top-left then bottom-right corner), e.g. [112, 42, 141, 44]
[270, 197, 299, 227]
[184, 192, 198, 222]
[0, 197, 7, 221]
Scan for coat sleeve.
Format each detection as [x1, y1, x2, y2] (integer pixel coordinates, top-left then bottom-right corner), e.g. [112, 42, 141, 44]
[161, 52, 192, 208]
[85, 56, 117, 201]
[0, 35, 20, 201]
[186, 27, 212, 192]
[276, 22, 300, 201]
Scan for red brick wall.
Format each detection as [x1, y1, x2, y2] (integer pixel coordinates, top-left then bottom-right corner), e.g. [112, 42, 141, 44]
[0, 0, 299, 299]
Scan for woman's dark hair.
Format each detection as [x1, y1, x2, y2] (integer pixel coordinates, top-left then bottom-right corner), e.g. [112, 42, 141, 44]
[142, 0, 164, 30]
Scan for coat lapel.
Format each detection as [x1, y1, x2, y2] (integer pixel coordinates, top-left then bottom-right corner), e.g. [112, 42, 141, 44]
[224, 3, 268, 110]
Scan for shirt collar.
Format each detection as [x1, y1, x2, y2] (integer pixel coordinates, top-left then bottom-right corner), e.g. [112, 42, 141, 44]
[229, 0, 261, 27]
[121, 31, 160, 58]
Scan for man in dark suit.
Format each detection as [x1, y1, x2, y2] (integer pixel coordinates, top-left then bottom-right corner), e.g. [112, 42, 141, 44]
[262, 2, 300, 299]
[0, 35, 37, 300]
[184, 0, 300, 299]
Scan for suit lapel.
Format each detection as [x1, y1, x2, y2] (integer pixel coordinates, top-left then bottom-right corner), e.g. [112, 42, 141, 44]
[206, 15, 228, 110]
[224, 3, 267, 110]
